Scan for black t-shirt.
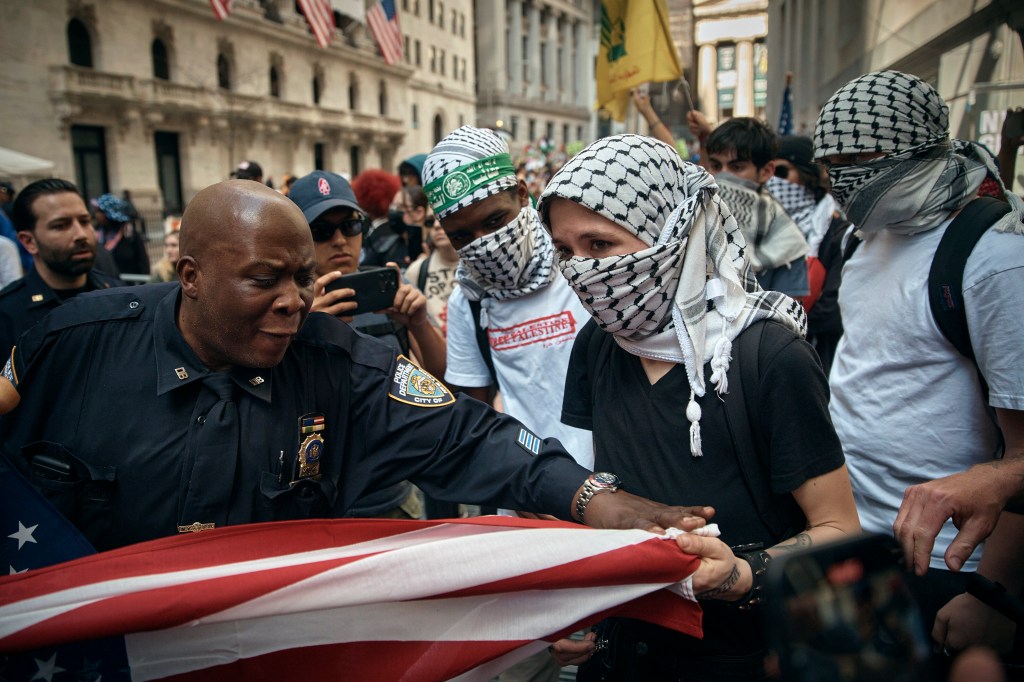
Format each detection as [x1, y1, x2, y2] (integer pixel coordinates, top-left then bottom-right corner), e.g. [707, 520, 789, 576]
[562, 319, 845, 657]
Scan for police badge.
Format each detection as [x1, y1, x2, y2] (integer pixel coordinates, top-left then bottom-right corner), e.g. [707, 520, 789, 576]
[293, 413, 325, 484]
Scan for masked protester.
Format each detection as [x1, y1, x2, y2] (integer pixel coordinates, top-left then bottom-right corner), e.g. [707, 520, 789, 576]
[815, 70, 1024, 651]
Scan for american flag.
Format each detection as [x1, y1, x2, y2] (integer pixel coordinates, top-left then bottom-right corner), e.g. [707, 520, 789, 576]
[208, 0, 232, 21]
[778, 75, 794, 136]
[0, 515, 703, 681]
[367, 0, 403, 65]
[298, 0, 335, 48]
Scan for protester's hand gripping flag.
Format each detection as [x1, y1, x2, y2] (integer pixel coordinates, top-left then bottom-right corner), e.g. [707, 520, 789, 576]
[597, 0, 682, 122]
[1, 515, 705, 681]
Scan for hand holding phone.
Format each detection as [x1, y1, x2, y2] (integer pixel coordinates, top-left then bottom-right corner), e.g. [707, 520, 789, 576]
[322, 267, 400, 316]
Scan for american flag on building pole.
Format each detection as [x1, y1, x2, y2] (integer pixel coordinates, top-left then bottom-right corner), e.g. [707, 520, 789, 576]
[208, 0, 232, 21]
[367, 0, 404, 65]
[778, 71, 794, 136]
[298, 0, 336, 48]
[1, 514, 706, 681]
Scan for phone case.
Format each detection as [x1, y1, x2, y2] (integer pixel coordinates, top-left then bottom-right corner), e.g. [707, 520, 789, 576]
[324, 267, 399, 316]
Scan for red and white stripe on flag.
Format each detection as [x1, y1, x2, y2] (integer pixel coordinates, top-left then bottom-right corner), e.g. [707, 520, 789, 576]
[209, 0, 232, 21]
[0, 516, 703, 681]
[298, 0, 335, 48]
[366, 0, 404, 65]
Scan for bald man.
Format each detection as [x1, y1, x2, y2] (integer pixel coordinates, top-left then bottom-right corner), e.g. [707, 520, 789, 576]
[0, 181, 727, 564]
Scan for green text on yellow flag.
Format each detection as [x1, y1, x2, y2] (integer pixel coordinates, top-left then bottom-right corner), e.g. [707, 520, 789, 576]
[597, 0, 682, 122]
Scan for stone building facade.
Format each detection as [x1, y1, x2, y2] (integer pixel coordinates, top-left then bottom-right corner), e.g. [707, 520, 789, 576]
[0, 0, 476, 219]
[692, 0, 769, 124]
[474, 0, 595, 153]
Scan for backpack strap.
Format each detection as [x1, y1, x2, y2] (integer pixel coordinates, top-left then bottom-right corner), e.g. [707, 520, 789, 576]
[721, 321, 791, 541]
[467, 298, 497, 386]
[928, 196, 1010, 362]
[416, 251, 433, 292]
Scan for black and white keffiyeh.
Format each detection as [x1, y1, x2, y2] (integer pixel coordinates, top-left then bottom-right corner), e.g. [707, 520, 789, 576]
[538, 134, 806, 456]
[766, 177, 834, 257]
[422, 125, 519, 219]
[714, 173, 809, 269]
[814, 70, 1024, 236]
[454, 205, 557, 302]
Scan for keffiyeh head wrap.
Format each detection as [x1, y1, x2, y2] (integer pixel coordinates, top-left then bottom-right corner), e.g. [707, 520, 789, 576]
[422, 126, 519, 219]
[814, 70, 1023, 235]
[538, 134, 806, 456]
[423, 125, 555, 304]
[714, 173, 809, 269]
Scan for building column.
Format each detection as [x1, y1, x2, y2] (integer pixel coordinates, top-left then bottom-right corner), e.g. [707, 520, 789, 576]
[544, 11, 558, 102]
[526, 1, 541, 99]
[560, 18, 573, 105]
[574, 19, 589, 108]
[735, 39, 754, 116]
[698, 43, 718, 122]
[477, 0, 507, 100]
[509, 0, 523, 96]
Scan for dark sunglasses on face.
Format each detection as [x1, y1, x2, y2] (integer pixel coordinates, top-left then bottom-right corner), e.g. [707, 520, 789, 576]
[424, 216, 437, 228]
[774, 163, 795, 179]
[309, 216, 366, 242]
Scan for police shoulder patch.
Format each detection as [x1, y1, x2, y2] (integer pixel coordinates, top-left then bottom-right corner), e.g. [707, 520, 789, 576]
[388, 355, 456, 407]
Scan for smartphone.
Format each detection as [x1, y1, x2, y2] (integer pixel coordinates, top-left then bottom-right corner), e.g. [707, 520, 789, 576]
[763, 533, 936, 682]
[323, 267, 399, 316]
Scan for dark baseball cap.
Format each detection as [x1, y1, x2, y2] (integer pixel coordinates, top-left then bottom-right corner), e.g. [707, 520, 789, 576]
[234, 160, 263, 180]
[288, 171, 363, 223]
[777, 136, 818, 176]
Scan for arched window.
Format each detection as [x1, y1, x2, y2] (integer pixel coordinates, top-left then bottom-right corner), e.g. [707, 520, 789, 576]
[378, 80, 387, 116]
[433, 114, 444, 145]
[217, 53, 232, 90]
[270, 66, 281, 98]
[67, 18, 93, 68]
[151, 38, 170, 80]
[348, 74, 359, 110]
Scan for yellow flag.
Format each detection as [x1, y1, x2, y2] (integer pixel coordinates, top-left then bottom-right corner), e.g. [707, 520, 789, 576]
[597, 0, 682, 122]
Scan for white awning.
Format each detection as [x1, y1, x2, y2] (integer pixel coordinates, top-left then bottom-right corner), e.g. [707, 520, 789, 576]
[0, 146, 55, 177]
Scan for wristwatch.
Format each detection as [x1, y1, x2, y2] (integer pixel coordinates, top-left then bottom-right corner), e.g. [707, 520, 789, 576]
[575, 472, 622, 523]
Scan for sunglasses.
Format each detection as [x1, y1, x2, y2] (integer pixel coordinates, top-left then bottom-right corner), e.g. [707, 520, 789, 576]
[774, 163, 795, 179]
[309, 216, 366, 242]
[424, 216, 437, 228]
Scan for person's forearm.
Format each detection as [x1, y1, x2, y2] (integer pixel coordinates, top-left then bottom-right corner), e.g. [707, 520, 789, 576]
[971, 508, 1024, 593]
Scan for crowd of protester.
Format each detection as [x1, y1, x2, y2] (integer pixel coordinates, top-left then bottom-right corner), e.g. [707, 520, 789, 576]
[1, 69, 1023, 681]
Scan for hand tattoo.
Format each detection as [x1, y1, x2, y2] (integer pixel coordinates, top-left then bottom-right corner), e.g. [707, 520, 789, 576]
[696, 563, 740, 600]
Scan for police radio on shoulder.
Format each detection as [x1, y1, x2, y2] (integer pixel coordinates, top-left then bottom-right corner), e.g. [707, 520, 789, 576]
[575, 472, 622, 523]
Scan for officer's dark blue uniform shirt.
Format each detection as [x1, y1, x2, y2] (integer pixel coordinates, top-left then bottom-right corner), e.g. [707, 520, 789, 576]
[0, 266, 122, 356]
[0, 283, 587, 551]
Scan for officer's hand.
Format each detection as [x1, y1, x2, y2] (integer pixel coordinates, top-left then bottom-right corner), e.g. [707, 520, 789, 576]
[549, 632, 596, 667]
[578, 488, 713, 533]
[311, 271, 358, 321]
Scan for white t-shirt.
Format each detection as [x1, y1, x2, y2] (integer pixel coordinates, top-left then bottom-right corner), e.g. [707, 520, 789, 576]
[445, 281, 595, 471]
[830, 217, 1024, 571]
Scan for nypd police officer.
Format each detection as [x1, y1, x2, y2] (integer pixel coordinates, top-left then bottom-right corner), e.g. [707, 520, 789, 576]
[0, 180, 739, 595]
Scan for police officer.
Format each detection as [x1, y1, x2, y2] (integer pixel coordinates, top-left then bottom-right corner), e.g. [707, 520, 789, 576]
[0, 178, 121, 355]
[0, 180, 742, 598]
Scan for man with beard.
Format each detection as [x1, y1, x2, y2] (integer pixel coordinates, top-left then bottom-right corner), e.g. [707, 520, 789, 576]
[422, 126, 595, 682]
[0, 178, 121, 354]
[815, 70, 1024, 653]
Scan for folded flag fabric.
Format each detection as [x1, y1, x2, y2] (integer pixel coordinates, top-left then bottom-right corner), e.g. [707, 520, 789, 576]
[0, 516, 703, 681]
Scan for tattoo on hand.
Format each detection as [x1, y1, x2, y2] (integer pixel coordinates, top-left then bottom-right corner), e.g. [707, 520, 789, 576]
[773, 532, 813, 554]
[696, 563, 740, 600]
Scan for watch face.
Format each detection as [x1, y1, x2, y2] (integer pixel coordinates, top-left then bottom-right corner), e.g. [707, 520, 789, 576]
[592, 472, 620, 488]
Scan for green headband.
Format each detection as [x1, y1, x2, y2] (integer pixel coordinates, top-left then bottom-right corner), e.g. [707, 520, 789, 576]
[424, 153, 516, 213]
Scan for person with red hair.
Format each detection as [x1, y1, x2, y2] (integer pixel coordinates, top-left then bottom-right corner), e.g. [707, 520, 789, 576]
[351, 169, 408, 266]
